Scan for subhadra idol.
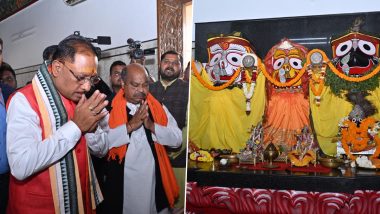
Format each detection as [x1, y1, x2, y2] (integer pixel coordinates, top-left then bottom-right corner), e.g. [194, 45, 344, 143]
[261, 39, 311, 156]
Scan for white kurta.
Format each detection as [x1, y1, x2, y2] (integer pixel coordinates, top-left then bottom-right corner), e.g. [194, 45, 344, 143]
[107, 102, 182, 214]
[6, 92, 109, 181]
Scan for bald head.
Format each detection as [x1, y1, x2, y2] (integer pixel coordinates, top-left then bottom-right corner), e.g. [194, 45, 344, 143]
[122, 63, 149, 104]
[121, 63, 147, 83]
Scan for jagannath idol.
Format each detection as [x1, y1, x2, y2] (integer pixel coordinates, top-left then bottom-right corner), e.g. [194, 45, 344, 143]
[189, 33, 266, 152]
[261, 38, 310, 155]
[305, 18, 380, 162]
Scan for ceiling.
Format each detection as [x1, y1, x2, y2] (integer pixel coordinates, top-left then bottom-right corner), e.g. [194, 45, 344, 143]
[0, 0, 38, 23]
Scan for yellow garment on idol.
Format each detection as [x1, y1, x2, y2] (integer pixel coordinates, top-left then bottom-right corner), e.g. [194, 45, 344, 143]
[309, 86, 380, 156]
[189, 69, 266, 153]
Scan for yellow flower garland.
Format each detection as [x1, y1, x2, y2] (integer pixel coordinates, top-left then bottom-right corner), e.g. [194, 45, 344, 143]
[191, 60, 241, 91]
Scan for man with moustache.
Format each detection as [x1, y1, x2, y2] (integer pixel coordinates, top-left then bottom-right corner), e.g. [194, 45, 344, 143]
[6, 35, 109, 213]
[103, 63, 181, 214]
[109, 60, 126, 95]
[149, 50, 189, 210]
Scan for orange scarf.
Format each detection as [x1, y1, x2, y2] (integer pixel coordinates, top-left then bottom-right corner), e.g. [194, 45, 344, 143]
[108, 88, 179, 207]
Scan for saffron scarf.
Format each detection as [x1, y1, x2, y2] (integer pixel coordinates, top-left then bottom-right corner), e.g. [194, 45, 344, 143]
[31, 62, 103, 213]
[108, 88, 179, 207]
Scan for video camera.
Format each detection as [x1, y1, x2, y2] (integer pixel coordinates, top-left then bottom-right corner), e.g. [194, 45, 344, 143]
[127, 38, 155, 60]
[74, 31, 111, 45]
[73, 31, 111, 58]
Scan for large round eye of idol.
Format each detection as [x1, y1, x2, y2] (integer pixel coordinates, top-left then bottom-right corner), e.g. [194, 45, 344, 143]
[226, 52, 243, 66]
[335, 40, 353, 57]
[289, 58, 303, 69]
[358, 40, 376, 56]
[209, 53, 222, 66]
[273, 58, 285, 70]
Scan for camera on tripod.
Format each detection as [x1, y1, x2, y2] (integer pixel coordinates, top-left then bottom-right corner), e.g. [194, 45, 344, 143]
[127, 38, 144, 59]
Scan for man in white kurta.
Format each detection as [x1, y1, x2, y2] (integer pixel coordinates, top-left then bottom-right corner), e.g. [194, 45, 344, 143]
[6, 35, 110, 213]
[7, 92, 110, 180]
[107, 63, 182, 214]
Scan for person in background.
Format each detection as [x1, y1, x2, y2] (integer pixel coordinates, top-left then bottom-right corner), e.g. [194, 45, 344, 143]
[6, 34, 109, 213]
[43, 44, 59, 63]
[103, 63, 181, 214]
[0, 38, 17, 90]
[0, 37, 16, 102]
[0, 81, 15, 214]
[149, 50, 189, 212]
[0, 63, 17, 90]
[0, 39, 17, 213]
[110, 60, 127, 95]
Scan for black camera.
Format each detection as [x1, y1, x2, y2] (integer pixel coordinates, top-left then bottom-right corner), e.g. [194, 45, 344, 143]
[73, 31, 111, 59]
[127, 38, 144, 59]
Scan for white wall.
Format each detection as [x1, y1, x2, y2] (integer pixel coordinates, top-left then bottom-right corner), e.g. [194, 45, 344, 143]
[193, 0, 380, 23]
[193, 0, 380, 38]
[0, 0, 157, 69]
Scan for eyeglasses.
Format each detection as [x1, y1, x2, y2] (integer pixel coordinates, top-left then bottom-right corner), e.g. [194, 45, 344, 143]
[111, 71, 122, 77]
[162, 59, 181, 66]
[1, 76, 15, 83]
[59, 61, 101, 86]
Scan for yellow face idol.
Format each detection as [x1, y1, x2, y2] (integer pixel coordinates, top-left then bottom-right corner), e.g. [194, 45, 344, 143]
[267, 40, 306, 87]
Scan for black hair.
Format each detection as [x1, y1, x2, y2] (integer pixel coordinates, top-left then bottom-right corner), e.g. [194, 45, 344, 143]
[120, 66, 128, 83]
[0, 62, 16, 78]
[43, 45, 58, 61]
[52, 34, 97, 63]
[160, 50, 183, 66]
[0, 38, 3, 46]
[109, 60, 126, 75]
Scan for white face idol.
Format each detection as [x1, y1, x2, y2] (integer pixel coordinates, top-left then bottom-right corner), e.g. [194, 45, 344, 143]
[205, 42, 248, 83]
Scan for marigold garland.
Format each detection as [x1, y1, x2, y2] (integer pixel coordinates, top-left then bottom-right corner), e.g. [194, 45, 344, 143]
[308, 65, 325, 105]
[191, 60, 241, 91]
[340, 117, 380, 160]
[244, 69, 253, 84]
[309, 49, 380, 82]
[309, 78, 324, 97]
[259, 56, 306, 87]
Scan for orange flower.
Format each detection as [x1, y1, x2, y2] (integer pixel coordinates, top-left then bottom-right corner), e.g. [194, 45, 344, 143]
[191, 61, 241, 91]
